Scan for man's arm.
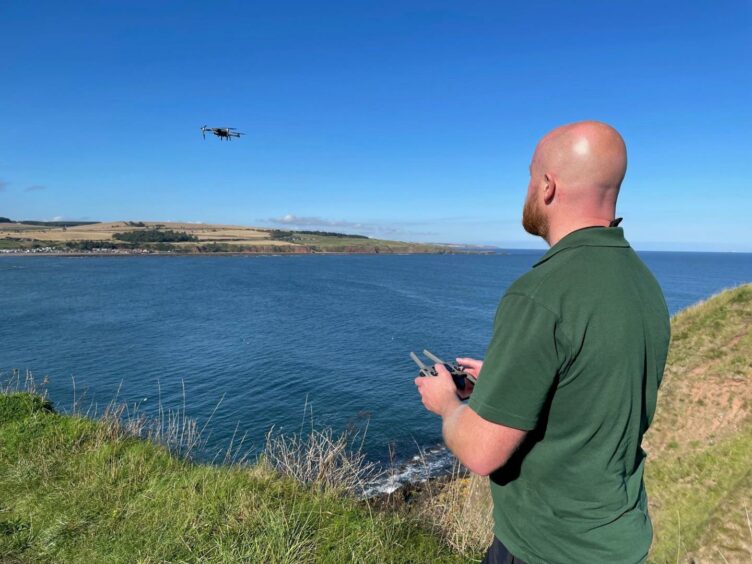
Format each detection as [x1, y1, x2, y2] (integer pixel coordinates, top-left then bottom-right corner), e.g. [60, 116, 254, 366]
[443, 401, 527, 476]
[415, 364, 527, 476]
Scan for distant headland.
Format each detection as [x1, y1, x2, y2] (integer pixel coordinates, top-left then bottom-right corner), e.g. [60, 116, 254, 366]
[0, 218, 492, 256]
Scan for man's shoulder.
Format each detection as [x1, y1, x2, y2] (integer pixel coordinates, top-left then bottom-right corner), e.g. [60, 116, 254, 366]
[505, 243, 667, 326]
[505, 251, 575, 303]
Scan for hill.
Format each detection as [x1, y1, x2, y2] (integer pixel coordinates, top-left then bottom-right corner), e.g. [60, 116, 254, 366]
[0, 220, 453, 255]
[643, 284, 752, 562]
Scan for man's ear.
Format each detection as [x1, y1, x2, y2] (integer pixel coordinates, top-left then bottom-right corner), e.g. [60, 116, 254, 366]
[543, 174, 556, 205]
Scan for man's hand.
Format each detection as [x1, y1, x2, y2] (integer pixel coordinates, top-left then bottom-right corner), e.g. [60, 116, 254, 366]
[415, 356, 526, 476]
[414, 363, 462, 417]
[454, 357, 482, 399]
[456, 357, 483, 380]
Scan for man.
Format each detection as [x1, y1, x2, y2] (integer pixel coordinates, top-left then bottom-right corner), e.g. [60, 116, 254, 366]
[415, 121, 670, 563]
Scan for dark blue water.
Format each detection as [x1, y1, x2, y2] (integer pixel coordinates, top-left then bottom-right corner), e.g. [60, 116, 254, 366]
[2, 252, 751, 474]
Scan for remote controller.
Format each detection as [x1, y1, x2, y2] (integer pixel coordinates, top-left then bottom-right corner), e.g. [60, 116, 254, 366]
[410, 349, 476, 391]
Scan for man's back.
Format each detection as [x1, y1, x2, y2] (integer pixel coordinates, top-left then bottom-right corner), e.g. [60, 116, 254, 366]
[469, 226, 670, 563]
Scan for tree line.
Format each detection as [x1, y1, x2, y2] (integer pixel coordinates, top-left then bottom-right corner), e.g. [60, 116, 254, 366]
[270, 229, 369, 241]
[112, 229, 198, 243]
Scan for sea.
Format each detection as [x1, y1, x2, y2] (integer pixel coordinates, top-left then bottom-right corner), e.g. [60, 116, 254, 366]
[2, 251, 751, 493]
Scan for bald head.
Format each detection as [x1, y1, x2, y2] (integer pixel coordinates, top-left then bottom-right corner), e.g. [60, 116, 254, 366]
[523, 121, 627, 244]
[535, 121, 627, 196]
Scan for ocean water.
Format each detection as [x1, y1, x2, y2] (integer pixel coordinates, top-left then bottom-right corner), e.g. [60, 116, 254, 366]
[2, 251, 751, 490]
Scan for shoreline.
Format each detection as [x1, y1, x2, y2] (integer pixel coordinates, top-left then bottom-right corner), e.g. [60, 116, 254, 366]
[0, 249, 491, 258]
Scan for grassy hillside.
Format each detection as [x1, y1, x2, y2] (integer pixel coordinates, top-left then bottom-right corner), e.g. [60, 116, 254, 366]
[0, 393, 460, 563]
[0, 221, 450, 255]
[1, 285, 749, 562]
[643, 284, 752, 562]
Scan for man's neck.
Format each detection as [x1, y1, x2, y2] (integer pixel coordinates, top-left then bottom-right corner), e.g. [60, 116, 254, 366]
[545, 216, 614, 247]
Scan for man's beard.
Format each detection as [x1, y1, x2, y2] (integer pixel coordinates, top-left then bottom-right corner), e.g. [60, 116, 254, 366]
[522, 196, 549, 238]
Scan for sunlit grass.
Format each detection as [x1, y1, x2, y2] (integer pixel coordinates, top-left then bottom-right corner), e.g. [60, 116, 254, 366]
[643, 283, 752, 562]
[0, 389, 462, 562]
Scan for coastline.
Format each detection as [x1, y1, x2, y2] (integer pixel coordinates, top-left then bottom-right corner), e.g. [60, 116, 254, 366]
[0, 220, 482, 258]
[0, 249, 483, 258]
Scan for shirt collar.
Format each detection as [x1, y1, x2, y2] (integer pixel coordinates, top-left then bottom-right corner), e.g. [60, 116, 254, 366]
[533, 226, 630, 267]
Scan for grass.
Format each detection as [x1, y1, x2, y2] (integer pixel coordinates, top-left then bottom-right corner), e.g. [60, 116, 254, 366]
[0, 239, 58, 250]
[645, 429, 751, 562]
[264, 423, 380, 495]
[284, 232, 447, 254]
[0, 391, 463, 563]
[411, 464, 494, 556]
[642, 283, 752, 562]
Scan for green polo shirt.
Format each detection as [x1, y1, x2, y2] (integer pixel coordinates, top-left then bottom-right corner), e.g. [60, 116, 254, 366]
[468, 227, 670, 564]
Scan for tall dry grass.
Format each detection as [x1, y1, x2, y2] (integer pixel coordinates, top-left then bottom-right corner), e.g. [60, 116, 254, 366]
[405, 453, 493, 556]
[263, 400, 382, 495]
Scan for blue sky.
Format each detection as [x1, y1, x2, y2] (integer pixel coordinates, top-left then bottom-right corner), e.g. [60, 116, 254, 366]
[1, 1, 750, 251]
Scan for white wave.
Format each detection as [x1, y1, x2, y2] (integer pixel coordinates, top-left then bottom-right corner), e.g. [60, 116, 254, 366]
[361, 445, 457, 498]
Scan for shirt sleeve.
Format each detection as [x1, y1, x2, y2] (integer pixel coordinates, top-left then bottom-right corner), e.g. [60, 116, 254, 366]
[468, 293, 569, 431]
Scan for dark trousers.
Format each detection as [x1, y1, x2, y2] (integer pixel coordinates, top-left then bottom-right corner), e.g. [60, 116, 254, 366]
[482, 536, 526, 564]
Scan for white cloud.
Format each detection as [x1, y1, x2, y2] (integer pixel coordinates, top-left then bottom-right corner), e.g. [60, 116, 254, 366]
[271, 214, 366, 229]
[266, 214, 435, 238]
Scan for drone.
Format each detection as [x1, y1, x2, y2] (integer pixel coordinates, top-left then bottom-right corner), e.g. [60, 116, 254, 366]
[200, 125, 245, 141]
